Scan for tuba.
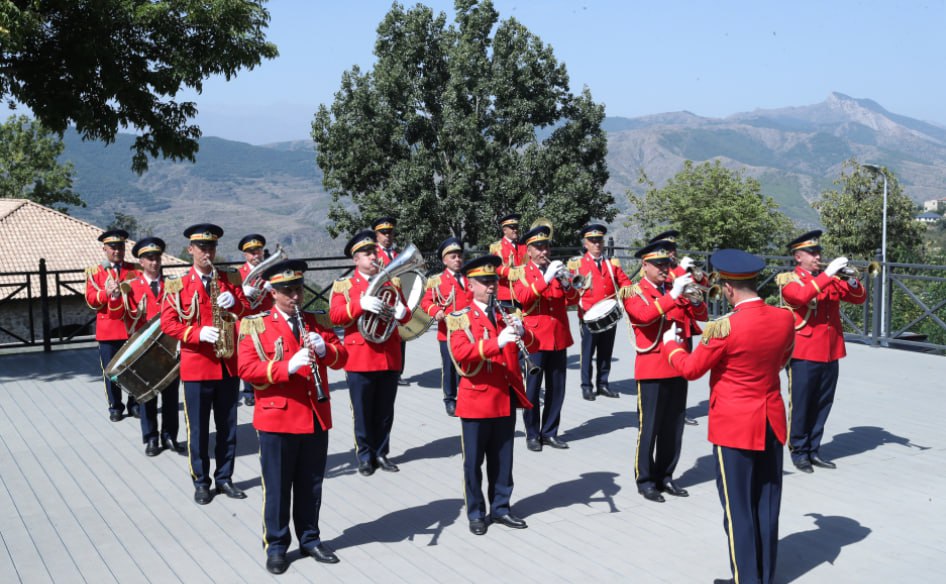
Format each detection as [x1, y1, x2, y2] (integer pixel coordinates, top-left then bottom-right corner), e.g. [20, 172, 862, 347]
[242, 244, 288, 291]
[208, 262, 238, 359]
[358, 243, 427, 344]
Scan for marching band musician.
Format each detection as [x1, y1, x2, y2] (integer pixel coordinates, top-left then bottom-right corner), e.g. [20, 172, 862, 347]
[85, 229, 140, 421]
[662, 249, 795, 584]
[420, 237, 473, 417]
[237, 259, 347, 574]
[447, 255, 536, 536]
[112, 237, 183, 456]
[513, 224, 580, 452]
[373, 216, 410, 386]
[625, 240, 708, 502]
[571, 223, 633, 401]
[778, 230, 866, 473]
[490, 213, 527, 311]
[237, 233, 274, 407]
[160, 223, 252, 505]
[329, 229, 412, 476]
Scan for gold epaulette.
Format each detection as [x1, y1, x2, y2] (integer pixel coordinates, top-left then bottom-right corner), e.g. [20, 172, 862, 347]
[239, 313, 267, 336]
[426, 274, 442, 289]
[165, 276, 183, 294]
[446, 307, 471, 332]
[332, 278, 352, 294]
[85, 265, 100, 277]
[390, 276, 401, 289]
[508, 266, 524, 282]
[700, 313, 732, 345]
[610, 258, 622, 267]
[567, 258, 581, 272]
[618, 285, 634, 299]
[775, 272, 800, 287]
[489, 241, 501, 255]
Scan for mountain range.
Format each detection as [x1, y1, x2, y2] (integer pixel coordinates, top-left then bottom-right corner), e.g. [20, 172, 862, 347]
[61, 92, 946, 259]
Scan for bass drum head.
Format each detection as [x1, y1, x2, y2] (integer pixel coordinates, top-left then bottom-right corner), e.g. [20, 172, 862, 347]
[397, 269, 434, 341]
[584, 298, 622, 334]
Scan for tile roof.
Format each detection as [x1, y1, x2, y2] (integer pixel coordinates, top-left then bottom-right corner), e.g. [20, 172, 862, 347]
[0, 199, 188, 299]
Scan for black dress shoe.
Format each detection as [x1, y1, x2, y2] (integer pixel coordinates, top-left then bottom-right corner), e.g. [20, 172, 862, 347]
[684, 417, 699, 426]
[244, 395, 255, 407]
[541, 436, 569, 449]
[145, 438, 161, 457]
[266, 553, 288, 575]
[582, 388, 596, 401]
[128, 406, 140, 419]
[375, 456, 399, 472]
[216, 481, 247, 499]
[397, 376, 410, 386]
[162, 436, 185, 453]
[810, 454, 836, 469]
[109, 411, 122, 422]
[794, 460, 814, 474]
[469, 518, 488, 535]
[597, 387, 620, 398]
[194, 486, 213, 505]
[445, 401, 457, 417]
[301, 543, 340, 564]
[526, 438, 543, 452]
[639, 487, 665, 503]
[491, 514, 528, 529]
[358, 461, 375, 476]
[661, 481, 689, 497]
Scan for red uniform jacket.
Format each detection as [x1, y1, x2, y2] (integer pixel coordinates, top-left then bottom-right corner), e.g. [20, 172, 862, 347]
[779, 266, 867, 362]
[110, 274, 166, 332]
[447, 303, 536, 419]
[328, 271, 411, 372]
[420, 269, 473, 341]
[490, 237, 527, 302]
[376, 245, 397, 267]
[570, 253, 633, 315]
[160, 266, 251, 381]
[513, 261, 580, 351]
[624, 278, 708, 380]
[238, 309, 347, 433]
[238, 262, 274, 314]
[85, 261, 140, 340]
[666, 299, 795, 451]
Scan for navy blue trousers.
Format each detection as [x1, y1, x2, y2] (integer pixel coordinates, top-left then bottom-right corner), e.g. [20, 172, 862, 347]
[523, 349, 567, 441]
[347, 370, 398, 465]
[788, 358, 839, 464]
[715, 424, 783, 584]
[98, 340, 137, 414]
[461, 397, 517, 521]
[140, 378, 180, 443]
[439, 340, 459, 405]
[635, 377, 687, 490]
[183, 375, 239, 487]
[579, 322, 616, 391]
[259, 419, 328, 556]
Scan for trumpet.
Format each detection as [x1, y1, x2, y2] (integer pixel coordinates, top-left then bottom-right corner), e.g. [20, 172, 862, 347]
[682, 271, 722, 303]
[817, 260, 880, 281]
[553, 259, 589, 290]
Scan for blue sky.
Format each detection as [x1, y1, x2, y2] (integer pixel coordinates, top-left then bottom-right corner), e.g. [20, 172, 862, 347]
[180, 0, 946, 144]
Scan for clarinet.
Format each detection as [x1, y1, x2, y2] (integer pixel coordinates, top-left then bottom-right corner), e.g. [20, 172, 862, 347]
[490, 293, 540, 375]
[294, 305, 328, 402]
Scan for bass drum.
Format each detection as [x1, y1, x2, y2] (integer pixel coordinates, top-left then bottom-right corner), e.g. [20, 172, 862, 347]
[397, 269, 434, 341]
[105, 315, 180, 403]
[584, 298, 623, 334]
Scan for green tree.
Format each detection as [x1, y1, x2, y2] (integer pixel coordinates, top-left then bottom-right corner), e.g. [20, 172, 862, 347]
[0, 0, 278, 173]
[0, 114, 83, 213]
[815, 159, 923, 261]
[627, 160, 795, 253]
[107, 211, 151, 240]
[312, 0, 614, 250]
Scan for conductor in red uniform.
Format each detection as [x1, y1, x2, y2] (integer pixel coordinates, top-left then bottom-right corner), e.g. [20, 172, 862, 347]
[161, 223, 252, 505]
[490, 213, 527, 311]
[624, 240, 707, 502]
[778, 230, 866, 473]
[447, 255, 536, 536]
[237, 233, 273, 407]
[237, 259, 347, 574]
[85, 229, 141, 421]
[663, 249, 795, 584]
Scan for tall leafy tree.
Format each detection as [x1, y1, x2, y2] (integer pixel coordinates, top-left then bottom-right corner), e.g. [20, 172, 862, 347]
[0, 0, 278, 172]
[312, 0, 614, 250]
[628, 160, 795, 253]
[0, 114, 82, 213]
[815, 160, 923, 261]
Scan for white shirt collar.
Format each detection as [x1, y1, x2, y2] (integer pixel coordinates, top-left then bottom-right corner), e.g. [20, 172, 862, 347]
[734, 297, 763, 308]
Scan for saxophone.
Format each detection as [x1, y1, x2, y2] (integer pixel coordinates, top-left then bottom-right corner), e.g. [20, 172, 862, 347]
[208, 262, 238, 359]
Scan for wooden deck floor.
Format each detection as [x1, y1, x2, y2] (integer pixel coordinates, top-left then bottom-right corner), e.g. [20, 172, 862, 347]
[1, 313, 943, 583]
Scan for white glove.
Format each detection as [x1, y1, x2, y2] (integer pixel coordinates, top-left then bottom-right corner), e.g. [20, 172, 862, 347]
[824, 256, 849, 277]
[262, 281, 273, 293]
[678, 256, 695, 271]
[544, 260, 565, 284]
[287, 348, 309, 374]
[669, 273, 693, 300]
[508, 316, 525, 336]
[199, 326, 220, 344]
[360, 295, 385, 314]
[393, 300, 408, 320]
[497, 326, 519, 349]
[307, 332, 326, 357]
[662, 323, 681, 345]
[242, 284, 261, 300]
[216, 290, 235, 309]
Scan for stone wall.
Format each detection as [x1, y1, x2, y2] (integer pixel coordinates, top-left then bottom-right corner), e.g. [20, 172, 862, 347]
[0, 296, 95, 345]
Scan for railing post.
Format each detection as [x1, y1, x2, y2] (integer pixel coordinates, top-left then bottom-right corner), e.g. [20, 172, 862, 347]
[871, 249, 882, 346]
[606, 236, 614, 258]
[39, 258, 52, 352]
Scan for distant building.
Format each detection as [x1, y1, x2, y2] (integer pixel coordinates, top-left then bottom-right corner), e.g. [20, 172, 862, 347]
[914, 211, 942, 224]
[923, 198, 946, 212]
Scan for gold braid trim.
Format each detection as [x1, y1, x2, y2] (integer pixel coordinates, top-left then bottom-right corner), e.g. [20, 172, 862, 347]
[567, 258, 581, 272]
[390, 276, 401, 289]
[701, 314, 732, 345]
[775, 272, 800, 287]
[165, 276, 184, 294]
[426, 274, 442, 289]
[489, 241, 501, 254]
[332, 278, 352, 294]
[446, 311, 470, 332]
[618, 285, 634, 300]
[507, 266, 524, 282]
[610, 258, 622, 268]
[445, 308, 484, 378]
[239, 315, 267, 338]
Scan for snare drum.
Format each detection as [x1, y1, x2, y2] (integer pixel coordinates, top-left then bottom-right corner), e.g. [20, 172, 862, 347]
[105, 315, 180, 403]
[583, 298, 623, 334]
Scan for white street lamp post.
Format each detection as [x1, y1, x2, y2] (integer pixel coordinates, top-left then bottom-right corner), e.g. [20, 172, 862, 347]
[862, 163, 888, 342]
